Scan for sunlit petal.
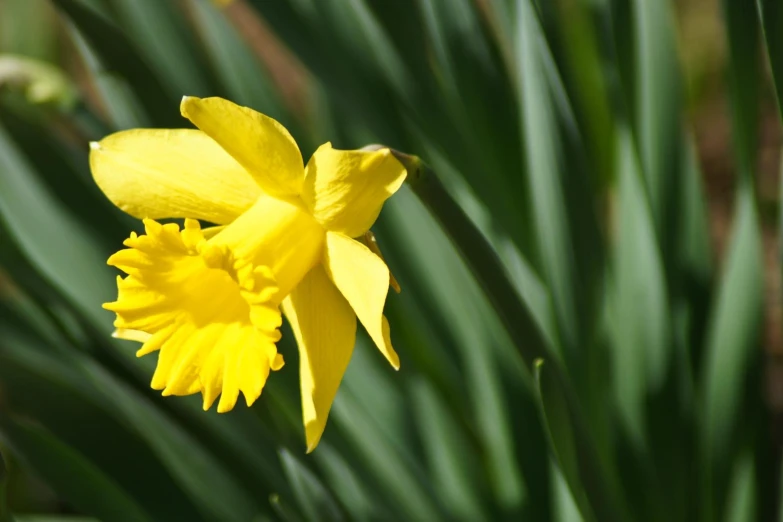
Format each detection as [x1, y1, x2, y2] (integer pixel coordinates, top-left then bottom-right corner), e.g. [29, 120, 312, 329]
[323, 232, 399, 369]
[282, 265, 356, 452]
[180, 96, 304, 198]
[90, 129, 260, 224]
[302, 143, 406, 237]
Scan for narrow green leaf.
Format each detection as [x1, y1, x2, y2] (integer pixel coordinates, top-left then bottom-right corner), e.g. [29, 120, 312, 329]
[246, 0, 408, 147]
[333, 349, 444, 522]
[612, 126, 671, 445]
[758, 0, 783, 120]
[701, 0, 764, 513]
[549, 0, 614, 187]
[724, 451, 757, 522]
[67, 23, 150, 130]
[49, 0, 180, 127]
[382, 190, 529, 511]
[701, 188, 763, 513]
[0, 418, 152, 522]
[678, 136, 713, 376]
[516, 0, 592, 363]
[0, 448, 8, 522]
[0, 324, 205, 521]
[0, 322, 265, 522]
[102, 0, 212, 96]
[632, 0, 683, 238]
[417, 0, 530, 253]
[312, 446, 375, 521]
[78, 361, 265, 521]
[410, 379, 486, 521]
[0, 103, 129, 241]
[533, 360, 595, 522]
[551, 460, 584, 522]
[0, 121, 114, 329]
[722, 0, 760, 179]
[185, 0, 298, 135]
[279, 449, 344, 522]
[400, 158, 626, 521]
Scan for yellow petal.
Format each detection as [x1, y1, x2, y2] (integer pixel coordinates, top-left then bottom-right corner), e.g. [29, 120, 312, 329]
[282, 265, 356, 453]
[90, 129, 261, 224]
[211, 194, 325, 298]
[104, 218, 283, 410]
[180, 96, 304, 198]
[362, 230, 401, 293]
[322, 232, 399, 369]
[302, 143, 406, 237]
[112, 328, 151, 343]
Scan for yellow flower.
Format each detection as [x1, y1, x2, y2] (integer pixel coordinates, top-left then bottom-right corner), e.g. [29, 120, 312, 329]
[90, 96, 406, 451]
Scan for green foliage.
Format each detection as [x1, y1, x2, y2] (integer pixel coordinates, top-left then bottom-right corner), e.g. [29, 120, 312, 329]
[0, 0, 778, 520]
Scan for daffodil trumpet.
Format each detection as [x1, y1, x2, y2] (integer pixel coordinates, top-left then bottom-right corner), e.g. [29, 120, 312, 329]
[91, 96, 407, 451]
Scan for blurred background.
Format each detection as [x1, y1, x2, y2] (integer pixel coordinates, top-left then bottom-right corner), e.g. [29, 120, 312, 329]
[0, 0, 782, 520]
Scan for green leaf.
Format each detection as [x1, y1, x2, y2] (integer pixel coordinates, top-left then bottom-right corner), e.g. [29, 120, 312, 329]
[677, 136, 713, 378]
[611, 126, 670, 446]
[724, 450, 757, 522]
[279, 449, 344, 522]
[398, 161, 629, 520]
[701, 188, 763, 514]
[246, 0, 408, 148]
[312, 446, 375, 521]
[0, 120, 115, 329]
[414, 0, 530, 253]
[551, 459, 584, 522]
[533, 359, 595, 522]
[410, 379, 486, 521]
[0, 322, 265, 522]
[0, 447, 8, 522]
[515, 0, 576, 353]
[722, 0, 760, 179]
[102, 0, 212, 97]
[758, 0, 783, 120]
[185, 0, 300, 138]
[381, 190, 529, 512]
[0, 418, 152, 522]
[49, 0, 180, 127]
[548, 0, 614, 187]
[0, 103, 129, 241]
[631, 0, 683, 240]
[330, 340, 444, 521]
[67, 24, 150, 130]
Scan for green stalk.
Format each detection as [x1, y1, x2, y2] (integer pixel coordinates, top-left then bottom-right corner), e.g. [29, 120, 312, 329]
[365, 145, 626, 522]
[0, 448, 9, 522]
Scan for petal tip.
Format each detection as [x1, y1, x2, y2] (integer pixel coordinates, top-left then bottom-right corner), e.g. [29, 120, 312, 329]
[304, 420, 326, 453]
[89, 141, 101, 151]
[180, 95, 197, 116]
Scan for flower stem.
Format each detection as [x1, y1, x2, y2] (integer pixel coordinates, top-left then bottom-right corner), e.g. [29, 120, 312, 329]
[366, 145, 625, 522]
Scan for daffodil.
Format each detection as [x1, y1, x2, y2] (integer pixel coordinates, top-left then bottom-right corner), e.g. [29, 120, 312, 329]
[91, 96, 406, 451]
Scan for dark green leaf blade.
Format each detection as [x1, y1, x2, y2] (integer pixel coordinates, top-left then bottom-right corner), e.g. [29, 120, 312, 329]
[0, 418, 152, 522]
[701, 189, 763, 515]
[49, 0, 180, 127]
